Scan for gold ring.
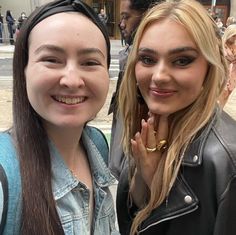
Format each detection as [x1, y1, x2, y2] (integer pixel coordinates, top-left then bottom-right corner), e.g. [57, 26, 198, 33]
[146, 146, 157, 153]
[157, 140, 168, 153]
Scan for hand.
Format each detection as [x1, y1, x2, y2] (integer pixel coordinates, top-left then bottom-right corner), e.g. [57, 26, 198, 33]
[225, 47, 236, 63]
[131, 114, 169, 189]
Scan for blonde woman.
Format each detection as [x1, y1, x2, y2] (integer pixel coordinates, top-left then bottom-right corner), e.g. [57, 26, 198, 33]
[219, 24, 236, 107]
[116, 0, 236, 235]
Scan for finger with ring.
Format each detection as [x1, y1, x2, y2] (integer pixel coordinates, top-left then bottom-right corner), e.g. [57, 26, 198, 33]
[157, 140, 168, 153]
[146, 146, 157, 153]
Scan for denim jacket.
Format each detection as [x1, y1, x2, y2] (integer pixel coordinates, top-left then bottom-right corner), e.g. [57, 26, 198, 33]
[51, 127, 119, 235]
[0, 127, 120, 235]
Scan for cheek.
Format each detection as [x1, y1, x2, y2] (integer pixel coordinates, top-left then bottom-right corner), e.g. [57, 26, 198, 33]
[135, 64, 149, 88]
[91, 72, 109, 98]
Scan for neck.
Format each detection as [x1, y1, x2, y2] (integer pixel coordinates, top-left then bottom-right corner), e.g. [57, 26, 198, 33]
[45, 124, 84, 165]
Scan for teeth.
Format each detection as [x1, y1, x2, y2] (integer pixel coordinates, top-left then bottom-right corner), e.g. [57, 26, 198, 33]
[54, 96, 85, 105]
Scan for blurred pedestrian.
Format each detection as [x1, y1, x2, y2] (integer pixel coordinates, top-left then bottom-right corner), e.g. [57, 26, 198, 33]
[118, 22, 126, 47]
[0, 12, 3, 43]
[219, 24, 236, 107]
[5, 10, 15, 45]
[226, 16, 236, 27]
[98, 8, 108, 26]
[17, 12, 27, 30]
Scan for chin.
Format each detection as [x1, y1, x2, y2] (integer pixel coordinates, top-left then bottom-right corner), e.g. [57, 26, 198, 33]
[148, 106, 173, 116]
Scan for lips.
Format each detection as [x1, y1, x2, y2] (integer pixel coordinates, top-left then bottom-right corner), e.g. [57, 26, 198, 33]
[150, 88, 176, 97]
[53, 95, 86, 105]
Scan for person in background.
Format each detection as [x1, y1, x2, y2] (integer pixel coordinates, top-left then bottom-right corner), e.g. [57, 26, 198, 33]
[5, 10, 15, 45]
[118, 22, 126, 47]
[0, 0, 119, 234]
[98, 8, 108, 26]
[0, 12, 3, 43]
[216, 17, 223, 28]
[219, 24, 236, 107]
[108, 0, 159, 180]
[226, 16, 236, 27]
[116, 0, 236, 234]
[17, 12, 27, 30]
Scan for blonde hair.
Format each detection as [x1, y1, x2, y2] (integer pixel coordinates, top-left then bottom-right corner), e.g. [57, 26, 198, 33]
[118, 0, 228, 234]
[222, 24, 236, 46]
[226, 16, 236, 27]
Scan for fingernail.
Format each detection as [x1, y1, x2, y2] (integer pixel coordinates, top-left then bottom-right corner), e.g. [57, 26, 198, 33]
[148, 117, 154, 124]
[135, 132, 140, 138]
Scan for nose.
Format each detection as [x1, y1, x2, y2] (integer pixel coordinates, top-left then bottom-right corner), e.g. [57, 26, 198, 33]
[119, 20, 125, 30]
[152, 60, 171, 83]
[60, 64, 85, 89]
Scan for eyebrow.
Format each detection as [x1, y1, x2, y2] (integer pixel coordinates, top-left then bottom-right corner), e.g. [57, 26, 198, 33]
[34, 44, 106, 58]
[138, 46, 198, 55]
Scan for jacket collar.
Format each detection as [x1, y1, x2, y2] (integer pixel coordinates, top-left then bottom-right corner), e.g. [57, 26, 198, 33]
[82, 127, 115, 187]
[139, 174, 199, 233]
[49, 129, 115, 200]
[182, 112, 218, 167]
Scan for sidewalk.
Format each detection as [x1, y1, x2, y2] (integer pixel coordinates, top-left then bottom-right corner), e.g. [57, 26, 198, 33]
[0, 44, 15, 54]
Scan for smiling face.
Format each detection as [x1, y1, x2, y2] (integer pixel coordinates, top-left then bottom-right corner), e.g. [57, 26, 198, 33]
[135, 19, 208, 115]
[25, 12, 109, 130]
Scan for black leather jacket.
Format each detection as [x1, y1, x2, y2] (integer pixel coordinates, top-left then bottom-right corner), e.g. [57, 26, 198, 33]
[117, 111, 236, 235]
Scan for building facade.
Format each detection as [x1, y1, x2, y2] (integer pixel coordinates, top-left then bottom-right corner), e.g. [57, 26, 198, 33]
[0, 0, 235, 39]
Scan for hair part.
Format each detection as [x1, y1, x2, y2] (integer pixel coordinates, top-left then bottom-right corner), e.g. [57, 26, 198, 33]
[118, 0, 228, 234]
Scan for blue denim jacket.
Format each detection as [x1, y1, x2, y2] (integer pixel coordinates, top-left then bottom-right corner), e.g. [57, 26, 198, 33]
[0, 128, 120, 235]
[50, 128, 119, 235]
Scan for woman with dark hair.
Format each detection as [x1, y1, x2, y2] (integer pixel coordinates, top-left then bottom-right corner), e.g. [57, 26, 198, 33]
[5, 10, 15, 45]
[0, 0, 118, 234]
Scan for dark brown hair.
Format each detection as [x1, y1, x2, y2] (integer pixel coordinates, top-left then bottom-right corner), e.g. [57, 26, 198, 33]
[12, 0, 110, 234]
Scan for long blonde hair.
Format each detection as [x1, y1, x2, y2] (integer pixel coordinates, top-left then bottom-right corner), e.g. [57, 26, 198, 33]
[118, 0, 228, 234]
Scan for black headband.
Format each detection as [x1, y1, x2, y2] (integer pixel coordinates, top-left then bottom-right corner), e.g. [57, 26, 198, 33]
[28, 0, 110, 67]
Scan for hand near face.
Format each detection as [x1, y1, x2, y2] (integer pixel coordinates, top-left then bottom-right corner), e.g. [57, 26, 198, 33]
[228, 62, 236, 92]
[131, 114, 169, 189]
[225, 45, 236, 63]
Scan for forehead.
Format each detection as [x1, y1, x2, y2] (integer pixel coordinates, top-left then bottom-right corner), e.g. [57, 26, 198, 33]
[29, 12, 105, 45]
[139, 19, 196, 48]
[120, 0, 131, 12]
[27, 12, 107, 58]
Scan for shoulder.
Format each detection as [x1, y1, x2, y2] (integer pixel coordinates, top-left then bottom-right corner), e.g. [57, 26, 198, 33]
[83, 126, 109, 165]
[0, 132, 21, 183]
[183, 111, 236, 172]
[211, 111, 236, 157]
[0, 132, 15, 156]
[85, 126, 108, 146]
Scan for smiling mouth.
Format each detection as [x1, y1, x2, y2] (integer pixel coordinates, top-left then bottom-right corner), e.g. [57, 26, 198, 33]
[53, 96, 86, 105]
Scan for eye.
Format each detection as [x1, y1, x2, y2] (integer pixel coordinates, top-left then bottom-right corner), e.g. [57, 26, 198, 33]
[137, 55, 156, 65]
[173, 56, 195, 67]
[41, 56, 62, 64]
[82, 60, 101, 66]
[121, 14, 129, 21]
